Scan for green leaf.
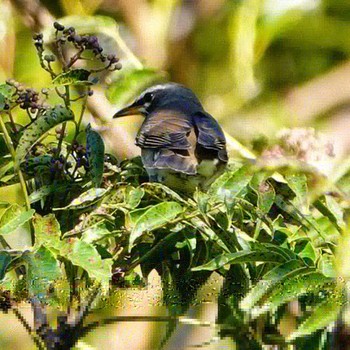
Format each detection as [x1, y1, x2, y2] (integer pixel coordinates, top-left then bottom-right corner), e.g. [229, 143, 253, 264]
[0, 161, 14, 179]
[0, 84, 14, 111]
[240, 260, 307, 312]
[317, 195, 345, 231]
[191, 248, 287, 272]
[54, 188, 109, 210]
[286, 173, 309, 214]
[128, 202, 183, 248]
[0, 209, 35, 235]
[125, 186, 144, 209]
[209, 165, 253, 202]
[106, 68, 164, 106]
[33, 214, 63, 253]
[81, 223, 112, 244]
[287, 293, 343, 341]
[52, 69, 91, 86]
[295, 240, 316, 262]
[141, 182, 187, 204]
[24, 246, 61, 299]
[29, 183, 68, 204]
[15, 106, 74, 166]
[0, 84, 14, 99]
[251, 272, 333, 318]
[64, 239, 112, 288]
[257, 181, 275, 214]
[86, 124, 105, 187]
[0, 251, 11, 280]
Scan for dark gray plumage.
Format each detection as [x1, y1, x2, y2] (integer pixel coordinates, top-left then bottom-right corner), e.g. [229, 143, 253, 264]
[113, 83, 228, 192]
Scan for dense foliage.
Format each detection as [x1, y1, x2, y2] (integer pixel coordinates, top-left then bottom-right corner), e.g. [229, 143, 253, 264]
[1, 11, 350, 350]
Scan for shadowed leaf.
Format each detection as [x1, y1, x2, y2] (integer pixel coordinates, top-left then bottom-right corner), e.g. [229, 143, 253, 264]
[0, 252, 11, 280]
[86, 124, 105, 187]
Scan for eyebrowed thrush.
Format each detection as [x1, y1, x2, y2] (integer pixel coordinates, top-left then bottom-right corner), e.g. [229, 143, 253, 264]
[113, 83, 228, 193]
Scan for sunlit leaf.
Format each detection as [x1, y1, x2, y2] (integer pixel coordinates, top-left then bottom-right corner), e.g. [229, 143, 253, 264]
[81, 223, 112, 243]
[129, 202, 183, 248]
[286, 173, 309, 214]
[191, 248, 288, 272]
[33, 214, 63, 254]
[64, 239, 112, 288]
[52, 69, 91, 86]
[240, 260, 307, 312]
[0, 251, 11, 280]
[86, 124, 105, 187]
[124, 186, 144, 209]
[54, 188, 109, 210]
[251, 272, 333, 318]
[209, 165, 253, 202]
[0, 209, 35, 235]
[287, 292, 343, 341]
[315, 195, 345, 230]
[0, 84, 14, 99]
[141, 182, 187, 204]
[15, 106, 74, 166]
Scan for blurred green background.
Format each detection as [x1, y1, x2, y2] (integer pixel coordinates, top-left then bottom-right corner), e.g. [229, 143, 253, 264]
[1, 0, 350, 162]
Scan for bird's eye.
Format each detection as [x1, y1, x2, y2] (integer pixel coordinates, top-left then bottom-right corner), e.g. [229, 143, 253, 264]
[143, 93, 154, 103]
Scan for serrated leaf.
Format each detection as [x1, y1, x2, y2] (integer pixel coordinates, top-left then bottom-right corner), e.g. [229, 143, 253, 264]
[24, 246, 61, 300]
[54, 188, 108, 210]
[251, 272, 333, 318]
[129, 202, 183, 248]
[15, 106, 74, 166]
[52, 69, 91, 86]
[240, 260, 307, 312]
[106, 68, 164, 106]
[0, 251, 11, 280]
[0, 209, 35, 235]
[209, 165, 253, 202]
[65, 239, 112, 288]
[191, 248, 287, 272]
[287, 293, 343, 341]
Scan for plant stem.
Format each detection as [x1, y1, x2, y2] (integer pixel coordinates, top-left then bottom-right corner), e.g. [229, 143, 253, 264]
[55, 86, 71, 158]
[0, 113, 34, 243]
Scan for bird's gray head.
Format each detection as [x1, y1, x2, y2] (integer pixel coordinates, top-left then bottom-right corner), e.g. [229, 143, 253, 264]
[113, 83, 203, 118]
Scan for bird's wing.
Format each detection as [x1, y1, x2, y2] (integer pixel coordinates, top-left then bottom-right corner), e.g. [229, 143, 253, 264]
[136, 111, 193, 149]
[192, 112, 228, 162]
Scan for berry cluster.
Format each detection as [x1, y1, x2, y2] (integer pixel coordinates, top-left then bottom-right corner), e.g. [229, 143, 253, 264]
[69, 140, 89, 170]
[5, 79, 46, 113]
[33, 22, 123, 72]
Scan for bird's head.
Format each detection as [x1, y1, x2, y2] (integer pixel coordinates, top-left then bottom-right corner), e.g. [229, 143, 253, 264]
[113, 83, 203, 118]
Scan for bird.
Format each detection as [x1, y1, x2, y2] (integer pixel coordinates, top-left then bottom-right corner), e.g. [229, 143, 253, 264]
[113, 83, 228, 193]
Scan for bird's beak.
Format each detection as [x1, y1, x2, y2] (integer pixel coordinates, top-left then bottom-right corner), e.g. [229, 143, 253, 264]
[112, 101, 147, 118]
